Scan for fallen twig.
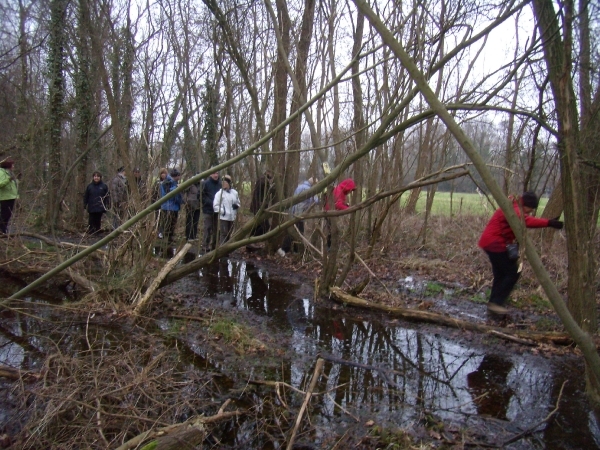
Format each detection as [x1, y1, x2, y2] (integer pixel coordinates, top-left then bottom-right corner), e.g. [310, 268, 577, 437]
[502, 381, 567, 446]
[354, 252, 391, 296]
[114, 402, 241, 450]
[286, 357, 324, 450]
[132, 243, 192, 314]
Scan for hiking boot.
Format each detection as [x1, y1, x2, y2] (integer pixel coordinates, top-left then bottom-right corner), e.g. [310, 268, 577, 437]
[487, 303, 509, 315]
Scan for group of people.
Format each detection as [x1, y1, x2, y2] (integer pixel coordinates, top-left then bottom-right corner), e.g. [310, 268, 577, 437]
[79, 164, 567, 317]
[153, 169, 241, 251]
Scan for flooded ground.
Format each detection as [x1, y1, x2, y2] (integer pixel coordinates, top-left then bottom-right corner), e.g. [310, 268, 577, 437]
[1, 256, 599, 448]
[162, 257, 600, 448]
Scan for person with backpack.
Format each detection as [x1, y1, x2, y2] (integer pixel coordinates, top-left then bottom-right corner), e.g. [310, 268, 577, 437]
[478, 191, 563, 315]
[213, 175, 240, 245]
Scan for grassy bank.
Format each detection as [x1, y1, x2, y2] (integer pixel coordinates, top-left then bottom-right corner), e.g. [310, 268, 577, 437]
[408, 191, 549, 217]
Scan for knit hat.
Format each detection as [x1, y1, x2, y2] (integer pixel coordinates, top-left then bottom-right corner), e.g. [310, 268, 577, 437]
[170, 169, 181, 177]
[521, 191, 539, 209]
[223, 175, 232, 185]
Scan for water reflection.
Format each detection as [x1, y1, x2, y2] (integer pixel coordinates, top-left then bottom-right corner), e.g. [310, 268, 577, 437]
[192, 259, 600, 448]
[466, 354, 514, 420]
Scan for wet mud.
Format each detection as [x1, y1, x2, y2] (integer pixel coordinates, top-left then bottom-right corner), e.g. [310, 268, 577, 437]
[1, 249, 599, 448]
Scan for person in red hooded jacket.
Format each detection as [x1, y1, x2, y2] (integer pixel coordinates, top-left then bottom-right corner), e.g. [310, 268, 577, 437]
[478, 191, 563, 315]
[324, 178, 356, 211]
[324, 178, 356, 249]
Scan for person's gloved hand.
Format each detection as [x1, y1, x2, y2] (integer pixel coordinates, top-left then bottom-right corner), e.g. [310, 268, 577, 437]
[232, 204, 239, 210]
[548, 218, 563, 229]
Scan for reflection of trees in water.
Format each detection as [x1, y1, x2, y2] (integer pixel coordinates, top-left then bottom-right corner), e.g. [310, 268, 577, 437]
[542, 360, 600, 449]
[298, 317, 558, 427]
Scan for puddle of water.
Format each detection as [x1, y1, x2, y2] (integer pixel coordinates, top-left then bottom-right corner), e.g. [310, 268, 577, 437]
[2, 261, 599, 449]
[186, 259, 600, 449]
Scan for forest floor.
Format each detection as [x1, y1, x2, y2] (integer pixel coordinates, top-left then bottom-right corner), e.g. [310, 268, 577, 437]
[0, 214, 596, 449]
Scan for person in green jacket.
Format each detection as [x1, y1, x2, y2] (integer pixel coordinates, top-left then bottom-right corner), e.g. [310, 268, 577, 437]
[0, 157, 19, 234]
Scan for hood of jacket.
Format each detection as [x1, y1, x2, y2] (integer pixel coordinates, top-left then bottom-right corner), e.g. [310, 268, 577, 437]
[338, 179, 356, 194]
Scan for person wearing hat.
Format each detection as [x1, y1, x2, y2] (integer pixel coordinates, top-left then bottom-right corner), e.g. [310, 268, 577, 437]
[213, 175, 240, 245]
[277, 177, 319, 256]
[83, 171, 110, 234]
[109, 166, 128, 229]
[158, 169, 182, 243]
[0, 158, 19, 234]
[478, 191, 563, 315]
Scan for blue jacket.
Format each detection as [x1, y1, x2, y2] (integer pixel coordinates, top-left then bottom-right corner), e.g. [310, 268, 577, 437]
[159, 175, 182, 211]
[290, 180, 318, 215]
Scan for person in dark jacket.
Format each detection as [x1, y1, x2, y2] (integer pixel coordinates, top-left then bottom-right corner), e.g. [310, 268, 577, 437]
[83, 171, 110, 234]
[201, 170, 221, 253]
[159, 169, 182, 243]
[184, 178, 201, 241]
[250, 169, 274, 236]
[478, 191, 563, 315]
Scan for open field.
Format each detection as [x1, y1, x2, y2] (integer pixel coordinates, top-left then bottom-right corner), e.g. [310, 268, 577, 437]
[408, 191, 549, 217]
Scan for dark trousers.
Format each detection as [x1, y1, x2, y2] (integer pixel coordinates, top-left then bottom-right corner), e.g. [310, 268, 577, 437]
[203, 213, 219, 251]
[219, 220, 234, 244]
[281, 221, 304, 253]
[160, 210, 179, 243]
[0, 199, 15, 234]
[485, 250, 520, 306]
[87, 211, 104, 234]
[185, 208, 200, 240]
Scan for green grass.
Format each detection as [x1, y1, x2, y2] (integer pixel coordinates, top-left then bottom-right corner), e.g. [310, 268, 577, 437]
[405, 191, 550, 217]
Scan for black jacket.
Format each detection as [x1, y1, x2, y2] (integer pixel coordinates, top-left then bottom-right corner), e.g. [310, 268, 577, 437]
[84, 181, 110, 213]
[201, 177, 221, 214]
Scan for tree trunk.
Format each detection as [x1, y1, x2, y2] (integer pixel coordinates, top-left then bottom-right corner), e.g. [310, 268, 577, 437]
[46, 0, 67, 229]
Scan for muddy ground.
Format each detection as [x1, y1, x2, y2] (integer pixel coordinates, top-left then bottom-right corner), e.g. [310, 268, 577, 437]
[0, 215, 597, 449]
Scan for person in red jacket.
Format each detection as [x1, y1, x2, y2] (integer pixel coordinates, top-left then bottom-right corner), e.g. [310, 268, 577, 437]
[324, 178, 356, 211]
[478, 191, 563, 315]
[324, 178, 356, 249]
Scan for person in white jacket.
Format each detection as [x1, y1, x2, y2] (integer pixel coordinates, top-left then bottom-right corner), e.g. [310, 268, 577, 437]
[213, 175, 240, 244]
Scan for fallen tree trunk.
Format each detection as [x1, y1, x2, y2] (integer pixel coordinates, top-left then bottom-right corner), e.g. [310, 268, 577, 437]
[329, 287, 573, 346]
[114, 402, 241, 450]
[0, 365, 41, 381]
[132, 243, 192, 314]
